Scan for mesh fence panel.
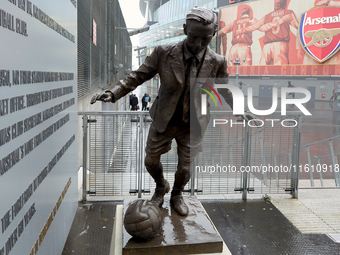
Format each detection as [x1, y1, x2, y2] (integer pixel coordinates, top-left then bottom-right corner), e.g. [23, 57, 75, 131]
[83, 112, 300, 197]
[247, 115, 299, 194]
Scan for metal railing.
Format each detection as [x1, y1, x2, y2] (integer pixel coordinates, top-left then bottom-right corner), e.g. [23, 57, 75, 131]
[79, 111, 302, 202]
[301, 135, 340, 188]
[193, 111, 302, 199]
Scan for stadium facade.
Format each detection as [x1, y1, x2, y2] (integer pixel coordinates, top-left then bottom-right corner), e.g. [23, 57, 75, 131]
[138, 0, 340, 111]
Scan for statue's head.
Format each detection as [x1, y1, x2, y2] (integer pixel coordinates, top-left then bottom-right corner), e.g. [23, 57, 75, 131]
[185, 7, 218, 32]
[183, 7, 217, 55]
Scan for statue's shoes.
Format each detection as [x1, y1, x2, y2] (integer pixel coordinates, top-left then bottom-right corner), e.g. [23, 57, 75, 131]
[170, 194, 189, 216]
[151, 180, 170, 207]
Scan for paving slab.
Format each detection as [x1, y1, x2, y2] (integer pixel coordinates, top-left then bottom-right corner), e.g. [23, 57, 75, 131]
[272, 189, 340, 234]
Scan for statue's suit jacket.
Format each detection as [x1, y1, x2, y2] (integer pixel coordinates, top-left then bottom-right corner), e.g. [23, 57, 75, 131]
[109, 40, 232, 136]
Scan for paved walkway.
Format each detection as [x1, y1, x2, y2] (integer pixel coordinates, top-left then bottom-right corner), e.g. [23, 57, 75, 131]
[66, 186, 340, 255]
[272, 189, 340, 237]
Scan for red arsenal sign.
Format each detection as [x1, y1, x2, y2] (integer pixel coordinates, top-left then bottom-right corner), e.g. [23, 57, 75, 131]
[299, 7, 340, 63]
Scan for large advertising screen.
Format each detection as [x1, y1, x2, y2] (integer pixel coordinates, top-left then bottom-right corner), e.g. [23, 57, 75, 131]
[218, 0, 340, 75]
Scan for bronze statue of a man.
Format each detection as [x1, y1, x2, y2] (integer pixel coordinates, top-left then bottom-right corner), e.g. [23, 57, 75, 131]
[91, 7, 233, 216]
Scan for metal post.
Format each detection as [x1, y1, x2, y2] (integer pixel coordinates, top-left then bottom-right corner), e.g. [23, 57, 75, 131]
[242, 124, 250, 200]
[274, 155, 279, 188]
[316, 157, 324, 187]
[292, 115, 302, 198]
[236, 65, 239, 88]
[288, 150, 292, 166]
[329, 140, 340, 187]
[306, 147, 314, 187]
[335, 154, 340, 187]
[259, 133, 267, 186]
[190, 157, 197, 195]
[137, 114, 144, 198]
[234, 63, 240, 87]
[134, 46, 147, 67]
[89, 1, 92, 86]
[142, 115, 148, 192]
[82, 116, 88, 203]
[229, 148, 233, 166]
[134, 115, 139, 193]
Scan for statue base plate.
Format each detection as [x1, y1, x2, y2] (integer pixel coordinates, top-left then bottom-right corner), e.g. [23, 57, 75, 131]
[110, 196, 231, 255]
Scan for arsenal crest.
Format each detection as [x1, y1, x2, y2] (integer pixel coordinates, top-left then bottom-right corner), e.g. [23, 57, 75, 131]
[299, 7, 340, 63]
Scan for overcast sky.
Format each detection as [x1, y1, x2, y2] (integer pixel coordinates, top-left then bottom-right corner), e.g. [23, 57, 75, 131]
[117, 0, 146, 97]
[118, 0, 145, 69]
[118, 0, 145, 29]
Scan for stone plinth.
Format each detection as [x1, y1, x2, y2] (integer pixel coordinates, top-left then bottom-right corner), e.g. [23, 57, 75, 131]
[122, 196, 223, 255]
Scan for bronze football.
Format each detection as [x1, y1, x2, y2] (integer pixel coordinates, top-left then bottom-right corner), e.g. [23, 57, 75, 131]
[123, 199, 162, 241]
